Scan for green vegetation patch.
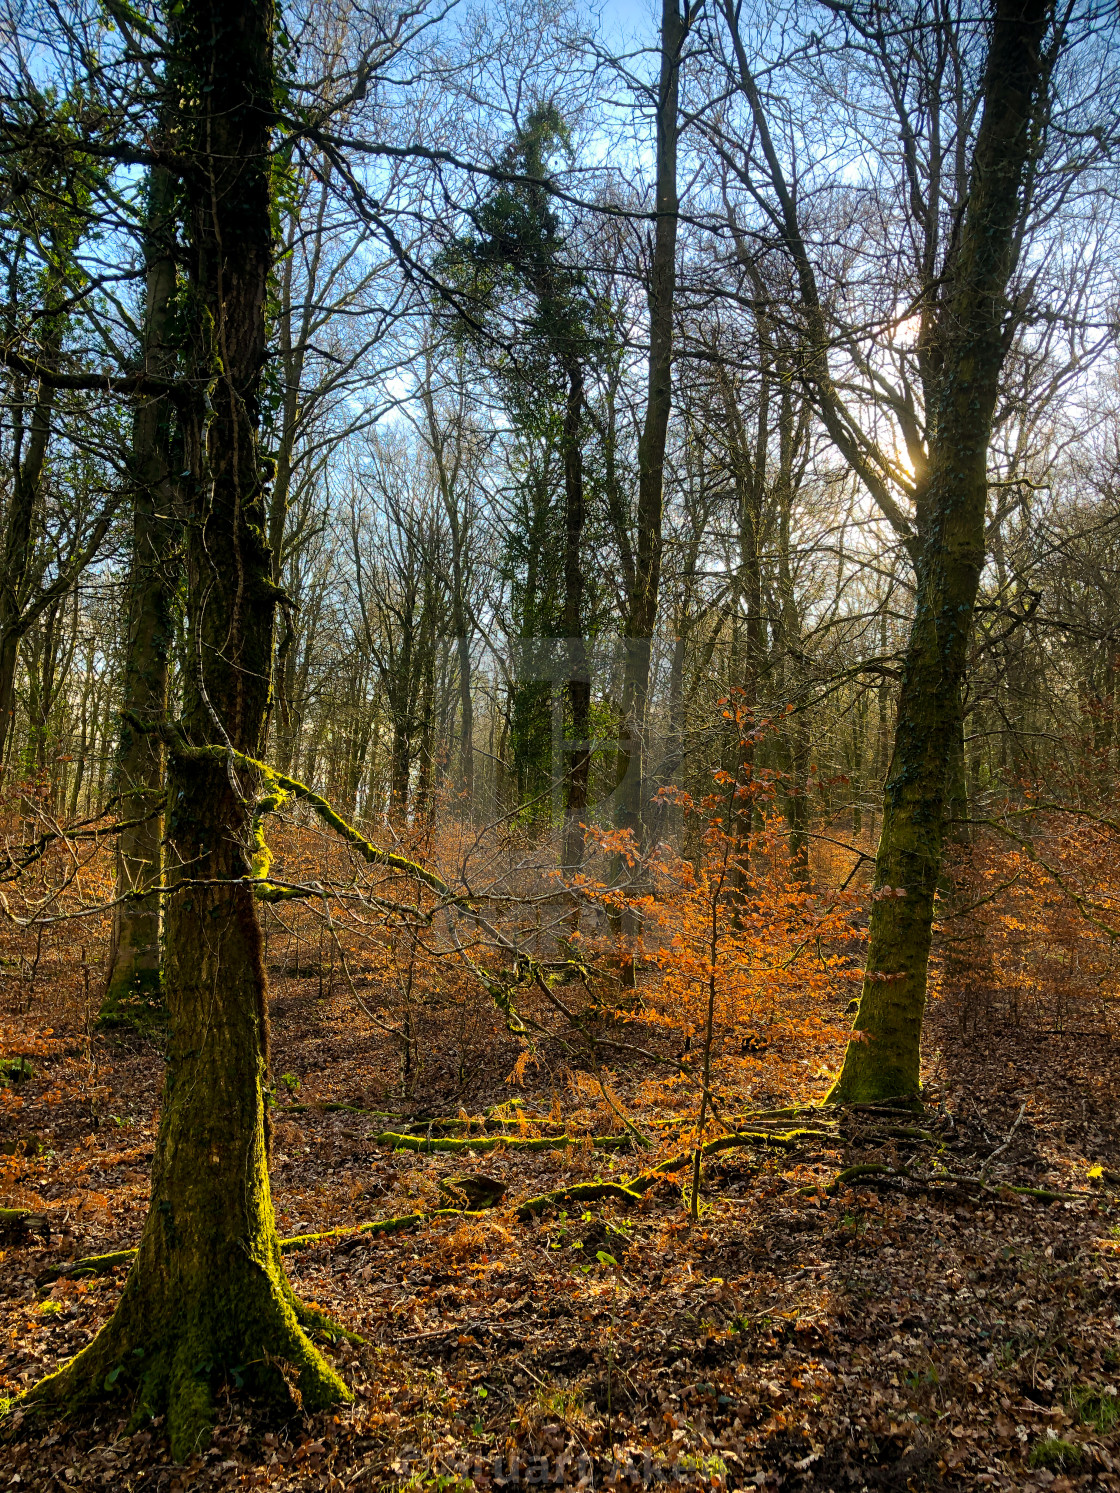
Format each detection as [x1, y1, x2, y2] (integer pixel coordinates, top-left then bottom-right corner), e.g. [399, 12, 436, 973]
[0, 1056, 34, 1086]
[1027, 1436, 1084, 1471]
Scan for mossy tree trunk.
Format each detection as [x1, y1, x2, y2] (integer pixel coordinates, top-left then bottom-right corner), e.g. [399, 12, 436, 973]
[103, 162, 179, 1022]
[28, 0, 348, 1455]
[829, 0, 1055, 1103]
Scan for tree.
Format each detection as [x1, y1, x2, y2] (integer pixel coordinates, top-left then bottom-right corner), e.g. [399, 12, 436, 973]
[416, 338, 483, 810]
[27, 0, 348, 1453]
[0, 109, 120, 778]
[441, 103, 596, 854]
[615, 0, 691, 853]
[705, 0, 1088, 1099]
[828, 0, 1061, 1100]
[102, 160, 179, 1021]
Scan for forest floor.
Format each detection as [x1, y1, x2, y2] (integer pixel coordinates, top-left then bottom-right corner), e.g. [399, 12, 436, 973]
[1, 964, 1119, 1491]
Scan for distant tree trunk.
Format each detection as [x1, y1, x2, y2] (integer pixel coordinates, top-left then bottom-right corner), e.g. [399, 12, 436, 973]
[786, 710, 811, 874]
[454, 628, 474, 804]
[772, 382, 811, 881]
[22, 595, 66, 783]
[718, 369, 765, 894]
[0, 308, 61, 775]
[420, 357, 475, 809]
[266, 174, 328, 762]
[68, 649, 96, 816]
[616, 0, 685, 852]
[103, 162, 179, 1022]
[830, 0, 1055, 1103]
[562, 360, 591, 872]
[28, 0, 347, 1454]
[415, 599, 437, 820]
[509, 468, 555, 811]
[851, 691, 867, 837]
[945, 703, 971, 847]
[389, 624, 416, 813]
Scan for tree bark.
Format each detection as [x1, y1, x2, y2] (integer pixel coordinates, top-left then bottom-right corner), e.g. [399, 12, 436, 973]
[27, 0, 348, 1453]
[103, 162, 179, 1022]
[829, 0, 1055, 1103]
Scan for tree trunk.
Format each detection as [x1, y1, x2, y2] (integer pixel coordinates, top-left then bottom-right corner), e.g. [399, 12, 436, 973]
[615, 0, 685, 851]
[0, 310, 62, 775]
[420, 358, 475, 810]
[718, 369, 765, 894]
[829, 0, 1054, 1103]
[27, 0, 348, 1453]
[103, 162, 179, 1022]
[562, 361, 591, 872]
[415, 596, 437, 821]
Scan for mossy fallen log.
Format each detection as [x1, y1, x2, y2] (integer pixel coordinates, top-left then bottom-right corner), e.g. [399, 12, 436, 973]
[374, 1130, 631, 1154]
[280, 1104, 576, 1136]
[0, 1207, 49, 1238]
[283, 1103, 406, 1119]
[516, 1181, 645, 1219]
[627, 1128, 821, 1191]
[64, 1247, 141, 1279]
[400, 1118, 569, 1137]
[279, 1208, 485, 1250]
[831, 1163, 898, 1188]
[41, 1209, 490, 1283]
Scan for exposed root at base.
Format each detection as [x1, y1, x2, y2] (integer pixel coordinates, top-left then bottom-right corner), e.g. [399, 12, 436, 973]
[18, 1273, 351, 1462]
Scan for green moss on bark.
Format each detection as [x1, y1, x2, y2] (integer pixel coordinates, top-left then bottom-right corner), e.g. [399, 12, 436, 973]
[828, 0, 1055, 1105]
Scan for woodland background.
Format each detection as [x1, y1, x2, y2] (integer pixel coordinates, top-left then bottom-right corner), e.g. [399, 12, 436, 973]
[1, 0, 1120, 1487]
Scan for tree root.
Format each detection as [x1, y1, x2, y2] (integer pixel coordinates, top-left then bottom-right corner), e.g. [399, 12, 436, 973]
[21, 1252, 350, 1462]
[826, 1163, 1095, 1204]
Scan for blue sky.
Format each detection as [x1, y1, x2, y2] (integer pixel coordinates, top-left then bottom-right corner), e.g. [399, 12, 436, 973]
[596, 0, 658, 49]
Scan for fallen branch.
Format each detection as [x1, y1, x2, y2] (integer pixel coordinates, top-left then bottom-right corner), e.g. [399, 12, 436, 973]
[283, 1102, 408, 1119]
[831, 1163, 900, 1188]
[979, 1102, 1027, 1181]
[60, 1247, 136, 1279]
[280, 1208, 485, 1250]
